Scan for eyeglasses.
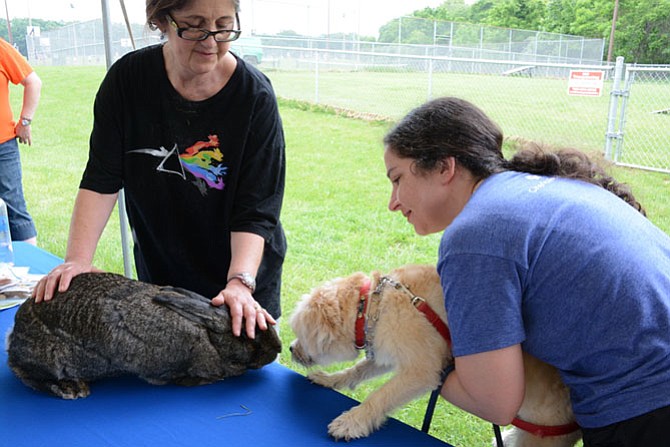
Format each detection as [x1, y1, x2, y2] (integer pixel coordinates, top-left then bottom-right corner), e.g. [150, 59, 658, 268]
[167, 13, 241, 42]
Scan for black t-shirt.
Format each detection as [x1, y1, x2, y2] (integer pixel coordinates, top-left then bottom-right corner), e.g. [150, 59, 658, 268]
[80, 44, 286, 318]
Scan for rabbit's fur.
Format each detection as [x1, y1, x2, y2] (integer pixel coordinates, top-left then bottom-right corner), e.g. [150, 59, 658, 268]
[6, 272, 281, 399]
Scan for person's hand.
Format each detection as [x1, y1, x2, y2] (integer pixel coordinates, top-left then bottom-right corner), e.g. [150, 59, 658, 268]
[15, 122, 32, 145]
[211, 282, 276, 339]
[32, 261, 102, 303]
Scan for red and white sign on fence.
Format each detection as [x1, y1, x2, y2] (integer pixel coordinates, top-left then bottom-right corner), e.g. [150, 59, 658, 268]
[567, 70, 604, 97]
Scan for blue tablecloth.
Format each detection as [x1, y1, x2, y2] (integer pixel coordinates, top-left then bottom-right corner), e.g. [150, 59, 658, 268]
[1, 242, 453, 446]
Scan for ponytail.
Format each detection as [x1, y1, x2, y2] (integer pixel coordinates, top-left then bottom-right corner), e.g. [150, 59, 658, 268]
[507, 140, 646, 216]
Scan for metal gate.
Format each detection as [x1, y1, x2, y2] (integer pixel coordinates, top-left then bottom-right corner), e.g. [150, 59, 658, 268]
[606, 57, 670, 174]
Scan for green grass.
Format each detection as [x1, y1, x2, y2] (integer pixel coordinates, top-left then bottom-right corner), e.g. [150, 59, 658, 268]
[264, 66, 670, 170]
[11, 65, 670, 446]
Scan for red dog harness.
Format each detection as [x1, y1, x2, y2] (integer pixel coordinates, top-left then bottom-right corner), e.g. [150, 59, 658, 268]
[410, 295, 452, 346]
[354, 279, 372, 350]
[354, 276, 451, 350]
[511, 417, 580, 438]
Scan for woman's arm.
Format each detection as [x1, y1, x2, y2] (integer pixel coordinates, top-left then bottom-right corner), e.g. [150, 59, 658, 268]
[33, 189, 118, 302]
[441, 344, 526, 425]
[19, 71, 41, 120]
[15, 71, 42, 145]
[211, 231, 276, 338]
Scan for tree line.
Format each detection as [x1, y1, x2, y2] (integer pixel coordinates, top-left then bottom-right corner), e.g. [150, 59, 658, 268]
[0, 18, 66, 57]
[381, 0, 669, 64]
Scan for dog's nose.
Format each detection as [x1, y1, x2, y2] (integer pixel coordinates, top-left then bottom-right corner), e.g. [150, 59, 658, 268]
[289, 345, 294, 353]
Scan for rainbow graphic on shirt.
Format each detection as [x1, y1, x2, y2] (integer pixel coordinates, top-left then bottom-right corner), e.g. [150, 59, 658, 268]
[128, 135, 229, 194]
[178, 135, 227, 190]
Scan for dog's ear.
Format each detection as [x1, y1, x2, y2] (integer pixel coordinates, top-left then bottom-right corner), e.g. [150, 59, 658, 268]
[289, 285, 345, 351]
[313, 285, 345, 331]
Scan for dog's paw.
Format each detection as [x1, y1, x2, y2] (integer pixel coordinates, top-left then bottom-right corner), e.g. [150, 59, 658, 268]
[328, 406, 385, 441]
[308, 370, 361, 390]
[307, 370, 339, 388]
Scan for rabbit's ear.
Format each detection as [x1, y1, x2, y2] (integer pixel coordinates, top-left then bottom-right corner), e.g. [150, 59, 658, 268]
[152, 287, 232, 333]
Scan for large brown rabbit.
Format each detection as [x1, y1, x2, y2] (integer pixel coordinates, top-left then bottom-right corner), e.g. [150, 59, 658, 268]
[6, 272, 281, 399]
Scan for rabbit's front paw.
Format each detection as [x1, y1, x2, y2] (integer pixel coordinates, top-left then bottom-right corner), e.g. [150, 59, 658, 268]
[50, 379, 90, 399]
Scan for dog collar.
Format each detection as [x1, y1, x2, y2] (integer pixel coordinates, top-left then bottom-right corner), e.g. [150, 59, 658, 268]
[511, 417, 580, 438]
[354, 279, 372, 350]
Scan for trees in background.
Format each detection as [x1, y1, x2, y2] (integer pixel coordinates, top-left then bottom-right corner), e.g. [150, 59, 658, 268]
[614, 1, 670, 64]
[378, 0, 670, 64]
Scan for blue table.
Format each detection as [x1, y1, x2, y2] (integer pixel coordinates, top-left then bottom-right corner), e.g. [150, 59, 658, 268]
[1, 242, 453, 446]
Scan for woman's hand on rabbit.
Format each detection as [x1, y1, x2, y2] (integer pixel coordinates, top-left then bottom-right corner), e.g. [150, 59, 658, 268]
[33, 261, 102, 303]
[211, 282, 276, 339]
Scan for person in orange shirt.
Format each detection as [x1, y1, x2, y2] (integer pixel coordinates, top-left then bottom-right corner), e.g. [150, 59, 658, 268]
[0, 38, 41, 245]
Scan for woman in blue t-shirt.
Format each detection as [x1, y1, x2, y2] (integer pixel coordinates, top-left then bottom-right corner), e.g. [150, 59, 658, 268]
[383, 96, 670, 446]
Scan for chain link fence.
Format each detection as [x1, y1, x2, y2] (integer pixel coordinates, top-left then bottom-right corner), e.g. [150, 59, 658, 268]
[259, 39, 669, 173]
[30, 19, 670, 173]
[391, 16, 605, 65]
[26, 20, 160, 65]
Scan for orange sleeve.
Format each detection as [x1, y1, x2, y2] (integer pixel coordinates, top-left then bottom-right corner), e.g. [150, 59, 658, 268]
[0, 38, 34, 142]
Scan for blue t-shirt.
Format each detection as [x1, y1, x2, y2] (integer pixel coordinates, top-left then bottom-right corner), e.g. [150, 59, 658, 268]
[437, 171, 670, 428]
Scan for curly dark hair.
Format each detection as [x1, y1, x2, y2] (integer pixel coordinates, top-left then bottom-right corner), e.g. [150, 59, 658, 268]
[384, 96, 646, 215]
[507, 140, 646, 215]
[383, 97, 505, 179]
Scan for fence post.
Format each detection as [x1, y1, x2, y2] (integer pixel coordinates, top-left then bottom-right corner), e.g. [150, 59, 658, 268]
[314, 48, 320, 104]
[101, 0, 133, 279]
[427, 54, 434, 101]
[604, 56, 625, 161]
[614, 64, 635, 162]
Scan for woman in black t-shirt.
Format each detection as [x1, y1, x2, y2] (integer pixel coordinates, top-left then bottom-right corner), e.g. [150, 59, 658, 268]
[33, 0, 286, 340]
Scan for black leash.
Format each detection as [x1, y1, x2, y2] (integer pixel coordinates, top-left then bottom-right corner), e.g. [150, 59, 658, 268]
[493, 423, 504, 447]
[422, 364, 507, 447]
[421, 364, 455, 433]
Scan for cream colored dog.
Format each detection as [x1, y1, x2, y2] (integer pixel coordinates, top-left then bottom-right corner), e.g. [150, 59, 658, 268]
[289, 264, 582, 446]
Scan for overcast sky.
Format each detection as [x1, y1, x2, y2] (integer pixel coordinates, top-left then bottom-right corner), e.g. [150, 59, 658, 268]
[5, 0, 445, 37]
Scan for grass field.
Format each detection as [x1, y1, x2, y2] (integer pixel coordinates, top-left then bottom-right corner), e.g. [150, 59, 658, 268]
[264, 65, 670, 170]
[11, 64, 670, 446]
